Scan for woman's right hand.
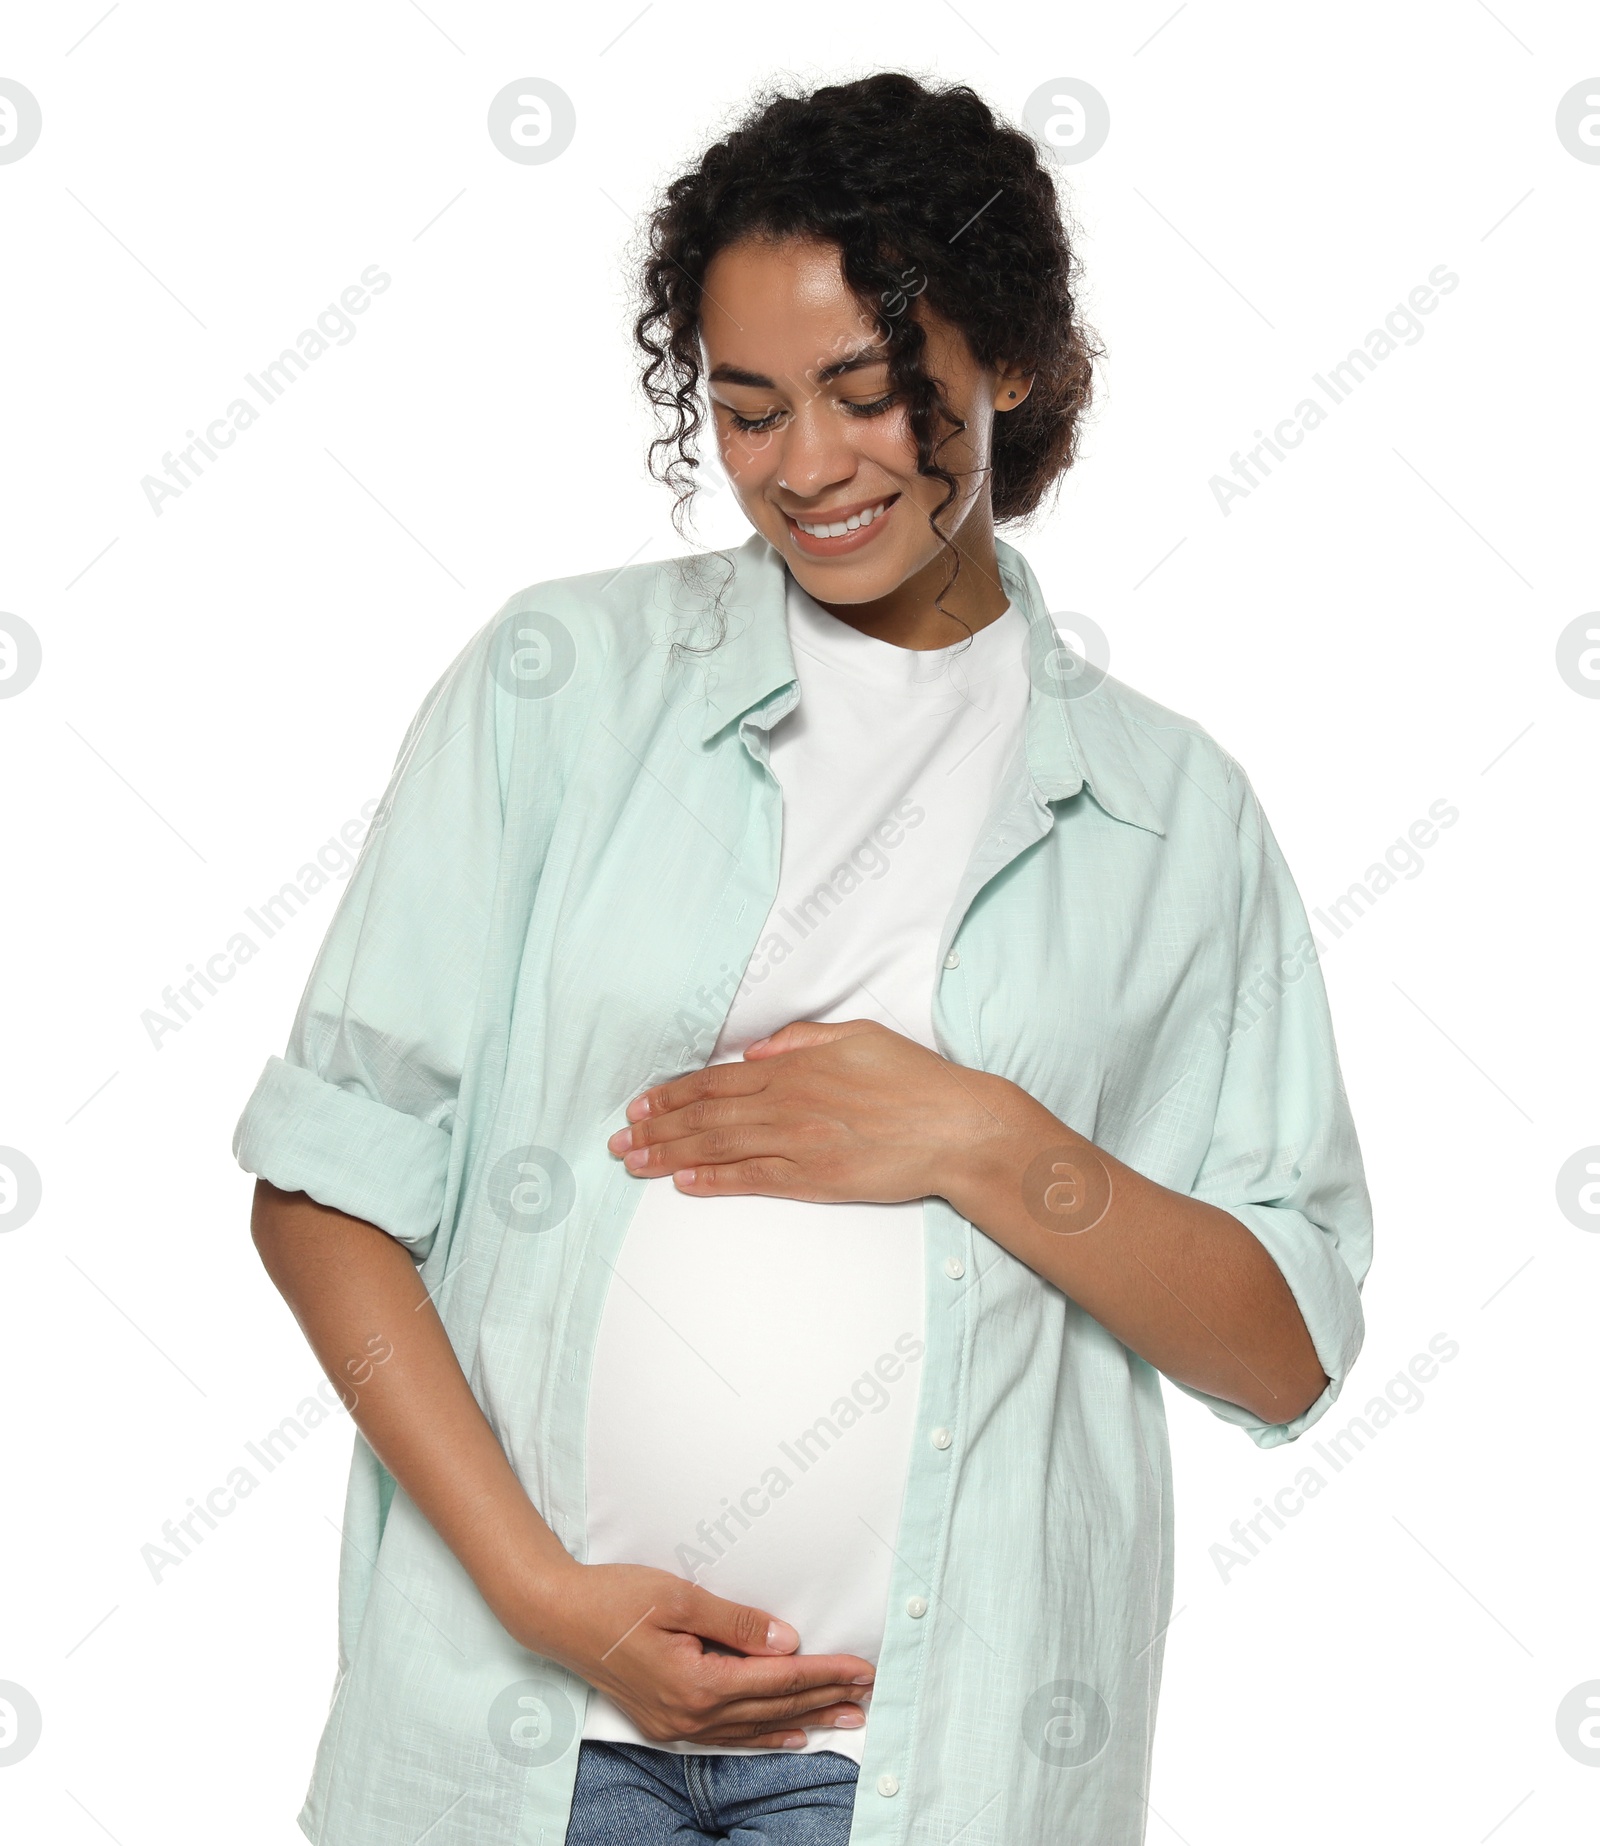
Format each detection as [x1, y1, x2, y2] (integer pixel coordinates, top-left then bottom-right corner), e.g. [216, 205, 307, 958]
[509, 1560, 877, 1750]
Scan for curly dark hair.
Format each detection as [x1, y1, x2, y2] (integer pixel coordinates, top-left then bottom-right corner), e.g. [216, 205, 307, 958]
[630, 69, 1102, 633]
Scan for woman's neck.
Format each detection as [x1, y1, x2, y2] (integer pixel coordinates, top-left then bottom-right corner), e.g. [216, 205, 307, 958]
[800, 521, 1010, 650]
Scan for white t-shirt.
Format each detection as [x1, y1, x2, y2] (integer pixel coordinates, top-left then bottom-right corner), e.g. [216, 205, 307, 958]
[581, 567, 1031, 1759]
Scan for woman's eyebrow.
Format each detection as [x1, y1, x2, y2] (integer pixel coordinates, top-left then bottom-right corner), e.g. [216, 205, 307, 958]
[708, 344, 889, 389]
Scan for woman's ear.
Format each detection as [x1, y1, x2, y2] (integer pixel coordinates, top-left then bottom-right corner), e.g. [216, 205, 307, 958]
[994, 367, 1035, 411]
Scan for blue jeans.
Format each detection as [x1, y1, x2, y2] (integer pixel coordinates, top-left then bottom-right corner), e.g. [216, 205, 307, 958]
[565, 1740, 859, 1844]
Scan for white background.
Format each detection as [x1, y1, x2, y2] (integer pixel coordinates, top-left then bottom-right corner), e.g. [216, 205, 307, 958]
[2, 3, 1597, 1841]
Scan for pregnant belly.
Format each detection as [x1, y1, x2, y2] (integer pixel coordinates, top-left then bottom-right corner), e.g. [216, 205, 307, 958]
[580, 1176, 927, 1754]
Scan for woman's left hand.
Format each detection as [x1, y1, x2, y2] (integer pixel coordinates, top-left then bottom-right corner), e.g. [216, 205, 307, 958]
[606, 1019, 1024, 1205]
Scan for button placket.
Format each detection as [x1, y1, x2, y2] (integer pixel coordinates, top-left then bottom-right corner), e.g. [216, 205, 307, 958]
[872, 1202, 973, 1823]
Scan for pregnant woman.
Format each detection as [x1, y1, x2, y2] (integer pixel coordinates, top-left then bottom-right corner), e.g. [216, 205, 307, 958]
[237, 72, 1372, 1846]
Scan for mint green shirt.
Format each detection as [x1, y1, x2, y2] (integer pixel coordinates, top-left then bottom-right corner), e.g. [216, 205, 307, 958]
[233, 531, 1371, 1846]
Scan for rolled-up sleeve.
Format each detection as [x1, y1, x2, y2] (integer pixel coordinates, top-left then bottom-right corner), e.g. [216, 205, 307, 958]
[232, 622, 506, 1261]
[1175, 767, 1374, 1447]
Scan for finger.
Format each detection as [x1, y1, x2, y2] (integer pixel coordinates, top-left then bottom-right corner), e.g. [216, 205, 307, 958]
[620, 1129, 786, 1179]
[611, 1094, 764, 1158]
[702, 1684, 870, 1729]
[624, 1060, 767, 1125]
[744, 1019, 876, 1058]
[670, 1158, 812, 1198]
[699, 1727, 810, 1751]
[695, 1651, 876, 1698]
[697, 1703, 870, 1748]
[662, 1589, 804, 1658]
[664, 1592, 875, 1696]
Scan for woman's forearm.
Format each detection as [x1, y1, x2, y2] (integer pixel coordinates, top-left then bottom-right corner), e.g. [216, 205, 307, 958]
[248, 1179, 576, 1628]
[939, 1077, 1328, 1425]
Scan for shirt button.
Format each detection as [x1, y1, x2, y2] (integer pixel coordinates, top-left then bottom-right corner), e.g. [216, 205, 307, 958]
[877, 1774, 900, 1798]
[943, 950, 960, 970]
[930, 1426, 953, 1450]
[906, 1596, 928, 1618]
[943, 1256, 965, 1279]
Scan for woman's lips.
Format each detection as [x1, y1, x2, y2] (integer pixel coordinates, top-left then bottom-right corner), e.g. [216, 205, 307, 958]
[783, 493, 900, 557]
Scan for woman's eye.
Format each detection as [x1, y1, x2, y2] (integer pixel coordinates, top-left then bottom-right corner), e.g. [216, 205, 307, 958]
[723, 390, 895, 434]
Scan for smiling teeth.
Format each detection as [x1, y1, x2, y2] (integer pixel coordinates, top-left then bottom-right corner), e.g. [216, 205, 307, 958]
[795, 500, 889, 538]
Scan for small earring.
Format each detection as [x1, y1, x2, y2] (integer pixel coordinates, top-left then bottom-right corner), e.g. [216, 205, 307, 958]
[1007, 390, 1016, 398]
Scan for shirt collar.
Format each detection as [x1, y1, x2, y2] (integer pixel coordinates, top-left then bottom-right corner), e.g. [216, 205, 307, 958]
[678, 530, 1166, 837]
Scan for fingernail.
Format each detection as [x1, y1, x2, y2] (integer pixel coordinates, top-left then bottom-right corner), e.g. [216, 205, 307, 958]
[607, 1128, 632, 1153]
[746, 1035, 770, 1053]
[850, 1673, 874, 1685]
[833, 1710, 865, 1728]
[765, 1620, 798, 1651]
[623, 1148, 650, 1171]
[782, 1733, 805, 1749]
[626, 1096, 650, 1121]
[674, 1168, 697, 1187]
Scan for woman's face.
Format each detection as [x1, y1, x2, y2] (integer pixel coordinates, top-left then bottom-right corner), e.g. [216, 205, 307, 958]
[698, 235, 1030, 610]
